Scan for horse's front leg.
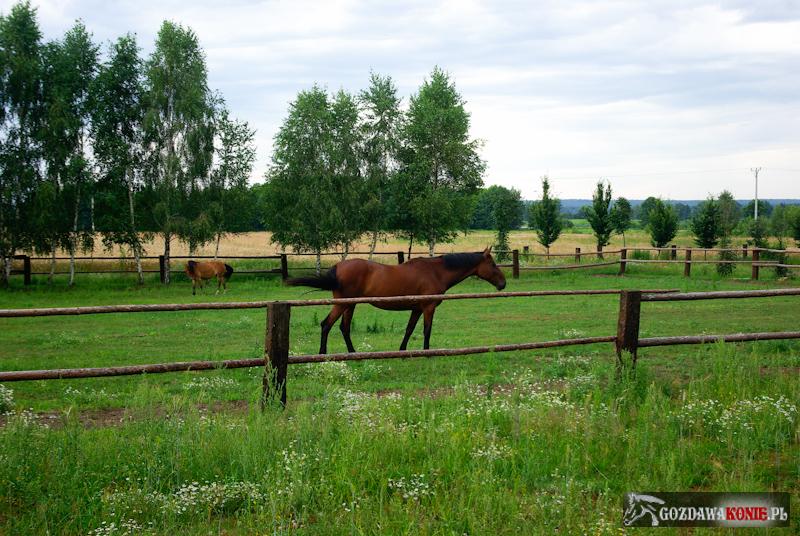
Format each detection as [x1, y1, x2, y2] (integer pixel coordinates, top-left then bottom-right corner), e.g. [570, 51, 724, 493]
[399, 309, 422, 350]
[339, 305, 356, 353]
[320, 305, 346, 354]
[422, 305, 437, 350]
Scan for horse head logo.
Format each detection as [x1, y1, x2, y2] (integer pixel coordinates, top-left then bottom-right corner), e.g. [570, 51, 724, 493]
[623, 493, 665, 526]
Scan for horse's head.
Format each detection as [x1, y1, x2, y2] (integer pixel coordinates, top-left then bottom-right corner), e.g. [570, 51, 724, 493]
[475, 247, 506, 291]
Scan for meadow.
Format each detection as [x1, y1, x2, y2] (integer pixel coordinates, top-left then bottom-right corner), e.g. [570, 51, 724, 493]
[0, 254, 798, 534]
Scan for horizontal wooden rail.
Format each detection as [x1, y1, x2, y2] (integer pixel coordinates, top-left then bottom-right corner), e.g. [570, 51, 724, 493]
[638, 331, 800, 347]
[519, 261, 620, 270]
[0, 289, 681, 317]
[641, 288, 800, 302]
[0, 357, 265, 382]
[288, 336, 617, 364]
[28, 255, 282, 261]
[626, 259, 775, 265]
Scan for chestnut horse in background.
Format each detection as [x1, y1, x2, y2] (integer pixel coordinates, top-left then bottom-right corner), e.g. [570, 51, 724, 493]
[286, 248, 506, 353]
[184, 260, 234, 295]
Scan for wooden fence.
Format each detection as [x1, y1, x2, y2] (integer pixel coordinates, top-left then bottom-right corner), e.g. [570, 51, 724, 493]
[9, 246, 799, 285]
[2, 287, 799, 408]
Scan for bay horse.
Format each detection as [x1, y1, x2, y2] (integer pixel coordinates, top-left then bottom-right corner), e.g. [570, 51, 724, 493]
[184, 260, 234, 295]
[286, 248, 506, 353]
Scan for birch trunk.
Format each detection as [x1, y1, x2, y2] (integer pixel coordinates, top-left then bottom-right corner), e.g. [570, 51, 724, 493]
[214, 232, 222, 259]
[126, 172, 143, 285]
[69, 189, 80, 287]
[49, 248, 56, 284]
[163, 233, 171, 285]
[428, 240, 435, 257]
[315, 249, 321, 276]
[368, 230, 378, 260]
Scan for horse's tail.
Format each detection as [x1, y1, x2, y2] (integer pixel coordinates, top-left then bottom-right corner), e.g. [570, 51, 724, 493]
[224, 264, 234, 280]
[285, 267, 338, 291]
[185, 260, 197, 277]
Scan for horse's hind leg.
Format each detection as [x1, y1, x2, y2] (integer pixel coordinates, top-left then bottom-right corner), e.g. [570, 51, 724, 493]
[339, 305, 356, 353]
[422, 305, 437, 350]
[399, 309, 422, 351]
[320, 305, 346, 354]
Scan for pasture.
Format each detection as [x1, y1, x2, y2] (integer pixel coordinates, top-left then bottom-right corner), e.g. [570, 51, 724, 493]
[1, 261, 799, 534]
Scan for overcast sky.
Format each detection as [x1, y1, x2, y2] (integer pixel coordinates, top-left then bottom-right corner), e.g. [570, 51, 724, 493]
[5, 0, 800, 200]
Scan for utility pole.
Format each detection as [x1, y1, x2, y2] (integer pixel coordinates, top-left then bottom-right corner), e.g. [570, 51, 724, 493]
[751, 167, 761, 220]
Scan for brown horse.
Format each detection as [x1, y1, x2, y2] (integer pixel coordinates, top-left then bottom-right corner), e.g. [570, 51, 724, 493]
[286, 248, 506, 353]
[184, 260, 234, 295]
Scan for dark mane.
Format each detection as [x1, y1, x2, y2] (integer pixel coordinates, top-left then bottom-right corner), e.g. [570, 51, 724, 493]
[442, 252, 483, 270]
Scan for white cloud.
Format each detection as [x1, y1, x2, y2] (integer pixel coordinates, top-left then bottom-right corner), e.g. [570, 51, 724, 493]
[3, 0, 799, 199]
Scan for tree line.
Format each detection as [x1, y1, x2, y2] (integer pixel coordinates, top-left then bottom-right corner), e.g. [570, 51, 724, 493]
[1, 2, 256, 285]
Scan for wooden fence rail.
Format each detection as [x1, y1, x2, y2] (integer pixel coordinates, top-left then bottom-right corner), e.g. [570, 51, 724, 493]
[2, 288, 799, 412]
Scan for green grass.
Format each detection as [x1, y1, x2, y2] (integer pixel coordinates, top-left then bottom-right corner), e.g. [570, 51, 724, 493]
[1, 265, 799, 534]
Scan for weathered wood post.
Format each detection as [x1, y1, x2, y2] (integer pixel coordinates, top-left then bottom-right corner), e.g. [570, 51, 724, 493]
[280, 254, 288, 280]
[670, 245, 677, 260]
[262, 302, 291, 409]
[684, 248, 692, 277]
[397, 251, 405, 264]
[742, 245, 748, 259]
[575, 247, 581, 263]
[158, 255, 166, 284]
[512, 249, 519, 279]
[619, 248, 627, 275]
[23, 255, 31, 286]
[522, 245, 529, 262]
[616, 290, 642, 369]
[751, 249, 760, 280]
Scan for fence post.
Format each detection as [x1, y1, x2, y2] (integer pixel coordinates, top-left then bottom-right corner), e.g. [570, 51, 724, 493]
[751, 249, 760, 280]
[522, 245, 529, 262]
[280, 254, 288, 280]
[619, 248, 627, 275]
[262, 302, 291, 409]
[23, 255, 31, 285]
[684, 248, 692, 277]
[742, 245, 748, 259]
[670, 245, 677, 260]
[158, 255, 165, 284]
[397, 251, 404, 264]
[575, 247, 581, 263]
[512, 249, 519, 279]
[616, 290, 641, 369]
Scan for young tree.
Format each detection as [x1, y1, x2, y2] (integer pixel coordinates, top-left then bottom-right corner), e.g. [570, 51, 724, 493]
[207, 106, 256, 258]
[40, 21, 99, 286]
[716, 190, 740, 277]
[583, 181, 613, 254]
[690, 197, 720, 256]
[789, 206, 800, 247]
[397, 67, 484, 255]
[142, 21, 214, 283]
[610, 197, 632, 246]
[263, 86, 340, 274]
[529, 176, 561, 255]
[91, 34, 147, 283]
[0, 1, 44, 284]
[360, 72, 401, 259]
[647, 198, 678, 247]
[329, 89, 365, 258]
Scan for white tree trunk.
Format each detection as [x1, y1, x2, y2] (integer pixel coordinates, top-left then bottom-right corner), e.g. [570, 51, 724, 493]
[315, 249, 321, 276]
[1, 257, 10, 286]
[164, 233, 171, 285]
[126, 175, 143, 285]
[49, 248, 56, 284]
[341, 242, 349, 261]
[428, 240, 435, 257]
[369, 230, 378, 260]
[214, 232, 221, 259]
[69, 189, 81, 287]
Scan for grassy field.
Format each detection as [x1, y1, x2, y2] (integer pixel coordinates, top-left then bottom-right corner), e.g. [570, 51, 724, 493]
[1, 263, 799, 534]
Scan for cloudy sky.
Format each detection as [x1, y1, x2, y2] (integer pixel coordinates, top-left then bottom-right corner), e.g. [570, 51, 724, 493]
[5, 0, 800, 200]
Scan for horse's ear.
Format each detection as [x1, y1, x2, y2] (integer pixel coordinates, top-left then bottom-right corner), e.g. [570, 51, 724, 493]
[483, 246, 492, 257]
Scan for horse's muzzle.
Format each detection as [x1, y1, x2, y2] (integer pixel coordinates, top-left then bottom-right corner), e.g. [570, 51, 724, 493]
[496, 281, 506, 291]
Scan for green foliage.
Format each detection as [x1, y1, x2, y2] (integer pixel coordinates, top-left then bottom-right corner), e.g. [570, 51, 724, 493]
[748, 218, 768, 249]
[742, 199, 773, 219]
[646, 198, 678, 247]
[470, 185, 523, 230]
[142, 21, 215, 278]
[397, 67, 484, 253]
[788, 206, 800, 247]
[717, 190, 740, 236]
[690, 197, 720, 249]
[582, 181, 613, 249]
[0, 1, 44, 282]
[529, 176, 562, 253]
[609, 197, 632, 245]
[637, 196, 658, 226]
[716, 234, 736, 276]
